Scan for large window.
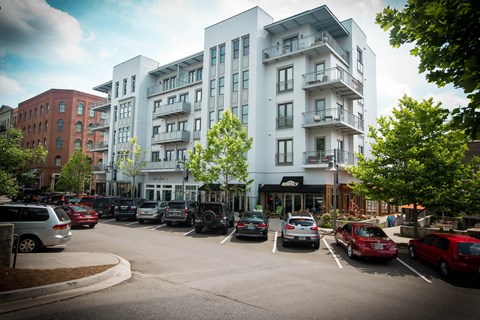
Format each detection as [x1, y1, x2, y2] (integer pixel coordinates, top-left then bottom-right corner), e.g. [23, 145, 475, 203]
[178, 121, 187, 131]
[152, 151, 160, 162]
[131, 75, 136, 93]
[210, 79, 216, 97]
[242, 35, 250, 56]
[57, 119, 64, 131]
[218, 77, 225, 95]
[357, 47, 364, 73]
[168, 96, 177, 105]
[195, 90, 202, 102]
[56, 137, 63, 149]
[76, 121, 83, 133]
[177, 149, 186, 161]
[119, 102, 132, 119]
[315, 99, 326, 116]
[179, 93, 189, 102]
[209, 111, 215, 129]
[89, 107, 95, 117]
[219, 44, 225, 64]
[278, 66, 293, 92]
[88, 123, 94, 134]
[77, 103, 84, 115]
[123, 78, 127, 95]
[55, 156, 62, 166]
[277, 139, 293, 165]
[118, 127, 130, 143]
[87, 140, 93, 150]
[75, 139, 82, 149]
[166, 123, 176, 132]
[283, 35, 298, 53]
[277, 102, 293, 128]
[59, 101, 65, 113]
[210, 47, 217, 66]
[194, 118, 201, 131]
[233, 39, 240, 59]
[115, 81, 119, 98]
[232, 73, 239, 92]
[242, 70, 249, 90]
[241, 105, 248, 124]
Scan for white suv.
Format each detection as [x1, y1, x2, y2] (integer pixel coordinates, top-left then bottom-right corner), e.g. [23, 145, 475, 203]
[281, 211, 320, 250]
[0, 203, 72, 253]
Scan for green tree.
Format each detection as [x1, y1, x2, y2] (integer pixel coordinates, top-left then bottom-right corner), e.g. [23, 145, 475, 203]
[347, 96, 467, 237]
[56, 150, 93, 196]
[0, 128, 47, 197]
[115, 137, 147, 198]
[376, 0, 480, 140]
[187, 108, 253, 203]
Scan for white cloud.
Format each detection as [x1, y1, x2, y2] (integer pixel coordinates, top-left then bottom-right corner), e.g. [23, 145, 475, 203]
[423, 90, 469, 112]
[0, 73, 23, 100]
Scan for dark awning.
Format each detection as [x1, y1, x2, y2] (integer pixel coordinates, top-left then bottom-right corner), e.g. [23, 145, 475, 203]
[259, 176, 324, 194]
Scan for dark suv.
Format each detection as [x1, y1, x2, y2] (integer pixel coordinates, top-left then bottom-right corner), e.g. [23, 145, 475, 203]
[92, 196, 119, 218]
[164, 200, 198, 227]
[114, 198, 144, 221]
[195, 202, 235, 234]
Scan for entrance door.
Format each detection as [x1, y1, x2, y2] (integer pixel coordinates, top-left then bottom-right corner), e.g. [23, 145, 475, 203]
[285, 194, 302, 213]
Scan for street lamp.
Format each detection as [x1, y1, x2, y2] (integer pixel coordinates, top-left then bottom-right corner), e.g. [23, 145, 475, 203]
[176, 160, 186, 200]
[104, 162, 117, 196]
[327, 148, 338, 231]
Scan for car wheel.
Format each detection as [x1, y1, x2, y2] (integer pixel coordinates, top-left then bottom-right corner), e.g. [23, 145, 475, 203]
[185, 215, 194, 227]
[282, 237, 288, 247]
[18, 236, 40, 253]
[263, 234, 268, 241]
[89, 224, 96, 229]
[166, 221, 172, 226]
[115, 215, 121, 221]
[138, 220, 145, 224]
[195, 226, 202, 233]
[313, 241, 320, 250]
[159, 215, 165, 224]
[347, 244, 354, 259]
[229, 218, 234, 228]
[202, 211, 215, 226]
[439, 260, 450, 277]
[408, 246, 416, 259]
[222, 226, 228, 235]
[335, 235, 340, 246]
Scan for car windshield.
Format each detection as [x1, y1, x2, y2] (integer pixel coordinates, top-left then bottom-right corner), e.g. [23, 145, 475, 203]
[70, 205, 88, 212]
[458, 242, 480, 256]
[79, 197, 93, 203]
[118, 200, 134, 206]
[356, 227, 387, 238]
[289, 218, 314, 227]
[93, 198, 110, 206]
[141, 202, 157, 208]
[241, 212, 264, 222]
[200, 204, 222, 214]
[169, 202, 186, 209]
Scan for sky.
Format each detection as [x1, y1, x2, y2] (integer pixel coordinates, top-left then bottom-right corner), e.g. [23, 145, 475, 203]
[0, 0, 469, 118]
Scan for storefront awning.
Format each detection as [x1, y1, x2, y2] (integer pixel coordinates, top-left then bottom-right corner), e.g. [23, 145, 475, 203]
[259, 176, 324, 193]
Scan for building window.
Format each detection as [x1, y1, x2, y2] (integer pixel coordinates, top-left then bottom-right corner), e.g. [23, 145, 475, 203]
[219, 44, 225, 63]
[315, 99, 326, 116]
[241, 105, 248, 124]
[27, 125, 30, 134]
[40, 105, 43, 115]
[89, 107, 95, 117]
[210, 47, 217, 66]
[153, 100, 161, 113]
[38, 122, 42, 133]
[119, 102, 132, 119]
[194, 118, 201, 131]
[33, 123, 36, 134]
[177, 149, 186, 161]
[55, 156, 62, 166]
[88, 123, 94, 134]
[168, 96, 177, 105]
[357, 47, 364, 73]
[209, 111, 215, 129]
[45, 120, 48, 129]
[101, 111, 107, 119]
[232, 73, 239, 92]
[278, 66, 293, 92]
[283, 35, 298, 53]
[170, 76, 176, 89]
[166, 123, 176, 132]
[56, 137, 63, 149]
[189, 70, 196, 83]
[179, 93, 189, 102]
[115, 81, 119, 98]
[210, 79, 216, 97]
[46, 103, 49, 114]
[242, 70, 249, 90]
[152, 125, 160, 136]
[233, 39, 240, 59]
[76, 121, 83, 133]
[131, 75, 136, 93]
[118, 126, 130, 143]
[57, 119, 64, 131]
[151, 151, 160, 162]
[178, 121, 187, 131]
[196, 68, 203, 81]
[232, 106, 238, 117]
[278, 139, 293, 165]
[77, 103, 84, 115]
[87, 140, 93, 150]
[218, 77, 225, 95]
[59, 101, 65, 113]
[43, 138, 47, 147]
[195, 90, 202, 102]
[218, 109, 223, 121]
[123, 78, 127, 95]
[75, 139, 82, 149]
[277, 103, 293, 128]
[358, 145, 364, 155]
[242, 35, 250, 56]
[164, 150, 174, 161]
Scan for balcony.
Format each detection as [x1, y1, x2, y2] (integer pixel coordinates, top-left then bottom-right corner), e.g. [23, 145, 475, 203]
[302, 150, 356, 168]
[91, 101, 111, 113]
[302, 67, 363, 100]
[90, 142, 109, 152]
[153, 101, 191, 118]
[91, 119, 110, 131]
[152, 130, 190, 144]
[302, 108, 363, 135]
[147, 78, 201, 97]
[92, 164, 108, 172]
[262, 31, 349, 65]
[142, 160, 178, 172]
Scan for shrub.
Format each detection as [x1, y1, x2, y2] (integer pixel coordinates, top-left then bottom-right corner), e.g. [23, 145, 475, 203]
[321, 213, 332, 221]
[320, 220, 332, 228]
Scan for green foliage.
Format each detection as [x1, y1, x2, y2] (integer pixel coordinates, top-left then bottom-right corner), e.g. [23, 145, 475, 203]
[376, 0, 480, 140]
[321, 213, 332, 221]
[0, 128, 47, 197]
[320, 220, 332, 228]
[187, 108, 253, 201]
[115, 137, 147, 198]
[347, 96, 467, 237]
[56, 150, 92, 196]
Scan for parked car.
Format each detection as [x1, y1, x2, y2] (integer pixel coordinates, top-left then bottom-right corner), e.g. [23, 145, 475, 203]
[281, 211, 320, 249]
[334, 222, 398, 260]
[236, 210, 269, 240]
[194, 202, 234, 234]
[62, 204, 98, 228]
[137, 200, 168, 224]
[78, 196, 99, 208]
[408, 233, 480, 277]
[0, 203, 72, 253]
[92, 196, 119, 218]
[114, 198, 145, 221]
[164, 200, 198, 227]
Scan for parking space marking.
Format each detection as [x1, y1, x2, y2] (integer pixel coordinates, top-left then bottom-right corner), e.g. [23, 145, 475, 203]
[322, 238, 343, 269]
[397, 258, 432, 283]
[220, 229, 236, 244]
[272, 231, 278, 253]
[125, 221, 138, 226]
[103, 219, 116, 223]
[184, 229, 195, 236]
[148, 225, 165, 230]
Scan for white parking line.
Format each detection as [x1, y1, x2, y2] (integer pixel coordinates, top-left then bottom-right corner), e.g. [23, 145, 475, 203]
[125, 221, 138, 226]
[322, 238, 343, 269]
[148, 225, 166, 230]
[184, 229, 195, 236]
[104, 219, 116, 223]
[220, 229, 236, 244]
[397, 258, 432, 283]
[272, 231, 278, 253]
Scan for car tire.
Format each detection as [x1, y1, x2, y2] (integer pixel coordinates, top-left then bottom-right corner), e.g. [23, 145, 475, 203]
[166, 221, 172, 226]
[408, 246, 416, 259]
[282, 237, 288, 247]
[185, 215, 194, 227]
[229, 218, 234, 228]
[159, 214, 165, 224]
[195, 226, 202, 233]
[138, 220, 145, 224]
[335, 236, 340, 246]
[222, 226, 228, 235]
[439, 260, 450, 277]
[202, 211, 215, 226]
[313, 241, 320, 250]
[115, 215, 121, 221]
[263, 234, 268, 241]
[89, 224, 96, 228]
[347, 244, 354, 259]
[18, 236, 40, 253]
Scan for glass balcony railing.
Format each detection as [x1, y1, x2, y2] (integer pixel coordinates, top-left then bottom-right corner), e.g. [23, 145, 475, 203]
[302, 149, 356, 166]
[153, 101, 191, 118]
[302, 107, 364, 134]
[302, 66, 363, 99]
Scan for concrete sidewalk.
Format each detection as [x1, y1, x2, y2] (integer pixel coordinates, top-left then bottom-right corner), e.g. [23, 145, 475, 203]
[0, 252, 131, 314]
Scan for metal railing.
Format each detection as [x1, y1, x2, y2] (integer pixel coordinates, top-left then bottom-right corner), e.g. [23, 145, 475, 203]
[303, 149, 356, 166]
[303, 107, 363, 131]
[302, 66, 363, 96]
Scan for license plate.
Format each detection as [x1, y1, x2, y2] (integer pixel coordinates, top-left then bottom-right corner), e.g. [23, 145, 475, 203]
[247, 224, 254, 230]
[171, 211, 181, 216]
[85, 215, 91, 218]
[374, 243, 384, 250]
[299, 236, 306, 241]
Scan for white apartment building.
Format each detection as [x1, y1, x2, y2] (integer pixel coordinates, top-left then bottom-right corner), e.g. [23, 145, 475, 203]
[91, 5, 376, 215]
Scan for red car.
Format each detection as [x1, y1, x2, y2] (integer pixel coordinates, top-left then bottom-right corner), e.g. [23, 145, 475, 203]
[334, 222, 398, 260]
[78, 196, 98, 208]
[62, 205, 98, 228]
[408, 233, 480, 277]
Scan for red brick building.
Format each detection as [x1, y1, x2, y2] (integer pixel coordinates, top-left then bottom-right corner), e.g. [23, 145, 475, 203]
[13, 89, 107, 192]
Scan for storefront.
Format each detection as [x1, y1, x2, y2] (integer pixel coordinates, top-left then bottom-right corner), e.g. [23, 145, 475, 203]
[198, 184, 246, 212]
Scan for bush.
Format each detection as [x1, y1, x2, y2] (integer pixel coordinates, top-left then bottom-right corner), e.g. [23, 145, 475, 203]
[320, 220, 332, 228]
[321, 213, 332, 221]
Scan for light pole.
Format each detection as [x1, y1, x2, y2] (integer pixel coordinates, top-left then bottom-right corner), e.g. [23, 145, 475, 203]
[177, 160, 186, 200]
[327, 148, 338, 231]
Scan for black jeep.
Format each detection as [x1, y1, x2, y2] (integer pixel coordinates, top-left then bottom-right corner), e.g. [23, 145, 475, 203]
[195, 202, 235, 234]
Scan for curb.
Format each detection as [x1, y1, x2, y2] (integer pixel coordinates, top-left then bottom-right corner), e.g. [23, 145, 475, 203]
[0, 254, 131, 313]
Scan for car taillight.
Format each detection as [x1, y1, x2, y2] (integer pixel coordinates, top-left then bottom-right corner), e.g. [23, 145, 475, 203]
[285, 224, 295, 230]
[237, 222, 245, 228]
[258, 223, 267, 228]
[310, 225, 319, 231]
[53, 224, 69, 230]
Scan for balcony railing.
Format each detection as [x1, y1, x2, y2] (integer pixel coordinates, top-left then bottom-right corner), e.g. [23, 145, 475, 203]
[90, 142, 109, 151]
[147, 77, 202, 97]
[143, 160, 178, 171]
[262, 31, 349, 64]
[153, 101, 191, 118]
[91, 119, 110, 131]
[302, 108, 363, 135]
[152, 130, 190, 144]
[302, 150, 356, 166]
[302, 67, 363, 99]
